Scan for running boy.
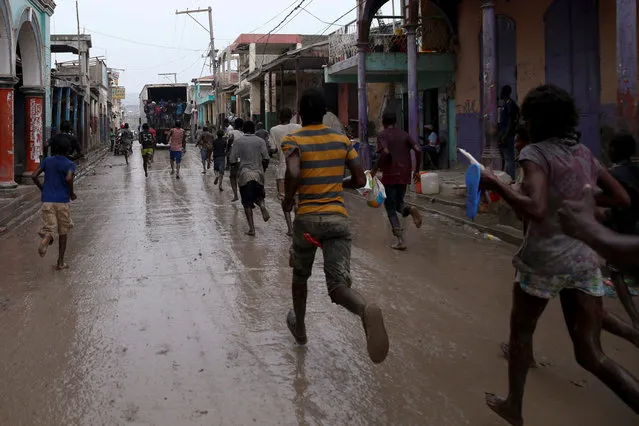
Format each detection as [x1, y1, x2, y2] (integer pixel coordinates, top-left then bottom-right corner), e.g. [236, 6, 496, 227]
[213, 129, 227, 190]
[167, 121, 186, 179]
[31, 137, 77, 270]
[139, 123, 156, 177]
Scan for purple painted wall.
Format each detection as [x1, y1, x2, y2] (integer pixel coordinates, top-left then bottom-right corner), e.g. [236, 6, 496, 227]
[545, 0, 601, 157]
[456, 113, 482, 163]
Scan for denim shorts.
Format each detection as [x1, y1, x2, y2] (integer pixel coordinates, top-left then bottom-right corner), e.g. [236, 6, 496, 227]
[170, 150, 182, 163]
[290, 214, 351, 294]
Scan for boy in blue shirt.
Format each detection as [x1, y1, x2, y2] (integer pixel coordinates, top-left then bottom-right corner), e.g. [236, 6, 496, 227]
[31, 137, 77, 270]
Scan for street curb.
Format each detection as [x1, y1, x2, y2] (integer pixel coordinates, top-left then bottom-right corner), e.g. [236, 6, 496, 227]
[0, 148, 110, 238]
[346, 188, 522, 246]
[405, 201, 523, 246]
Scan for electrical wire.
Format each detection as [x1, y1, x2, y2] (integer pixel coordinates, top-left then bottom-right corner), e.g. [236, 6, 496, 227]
[84, 28, 207, 52]
[256, 0, 311, 69]
[318, 4, 360, 35]
[246, 0, 300, 34]
[300, 6, 342, 26]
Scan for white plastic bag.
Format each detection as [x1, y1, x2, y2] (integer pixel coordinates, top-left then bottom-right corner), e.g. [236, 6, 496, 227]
[358, 171, 386, 208]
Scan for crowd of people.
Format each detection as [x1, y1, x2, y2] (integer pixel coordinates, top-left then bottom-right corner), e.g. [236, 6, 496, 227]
[31, 85, 639, 424]
[143, 99, 194, 129]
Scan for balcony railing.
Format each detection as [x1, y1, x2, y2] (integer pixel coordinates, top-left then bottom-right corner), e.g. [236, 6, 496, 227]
[328, 16, 453, 65]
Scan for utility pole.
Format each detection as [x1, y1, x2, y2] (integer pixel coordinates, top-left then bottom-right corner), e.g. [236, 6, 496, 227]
[158, 73, 178, 83]
[176, 7, 218, 125]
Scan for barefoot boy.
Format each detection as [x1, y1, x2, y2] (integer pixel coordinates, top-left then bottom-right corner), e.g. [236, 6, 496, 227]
[32, 137, 77, 270]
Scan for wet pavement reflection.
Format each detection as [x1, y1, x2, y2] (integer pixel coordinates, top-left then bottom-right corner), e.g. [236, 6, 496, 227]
[0, 145, 637, 425]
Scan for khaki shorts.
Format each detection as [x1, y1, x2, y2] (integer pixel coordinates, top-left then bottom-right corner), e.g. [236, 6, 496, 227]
[290, 214, 351, 294]
[40, 203, 73, 238]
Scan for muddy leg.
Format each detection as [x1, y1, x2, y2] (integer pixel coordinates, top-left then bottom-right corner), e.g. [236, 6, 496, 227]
[244, 207, 255, 236]
[57, 234, 68, 270]
[170, 160, 175, 175]
[602, 310, 639, 348]
[486, 283, 548, 426]
[284, 211, 293, 236]
[611, 269, 639, 327]
[143, 156, 149, 177]
[560, 289, 639, 412]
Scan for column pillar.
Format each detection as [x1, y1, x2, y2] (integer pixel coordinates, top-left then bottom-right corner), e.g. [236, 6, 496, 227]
[617, 0, 638, 135]
[55, 87, 62, 132]
[270, 72, 277, 117]
[406, 0, 420, 170]
[21, 86, 45, 175]
[64, 87, 71, 121]
[357, 41, 370, 169]
[265, 73, 271, 129]
[295, 58, 301, 120]
[72, 91, 78, 135]
[480, 0, 500, 169]
[0, 78, 18, 189]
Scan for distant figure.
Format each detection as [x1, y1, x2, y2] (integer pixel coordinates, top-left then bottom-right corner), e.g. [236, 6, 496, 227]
[31, 137, 77, 271]
[254, 122, 271, 153]
[196, 126, 214, 174]
[167, 121, 186, 179]
[422, 124, 440, 169]
[139, 123, 156, 178]
[269, 107, 301, 236]
[226, 118, 245, 202]
[184, 101, 194, 126]
[212, 129, 227, 191]
[119, 123, 134, 165]
[498, 85, 520, 180]
[371, 111, 422, 250]
[229, 120, 270, 236]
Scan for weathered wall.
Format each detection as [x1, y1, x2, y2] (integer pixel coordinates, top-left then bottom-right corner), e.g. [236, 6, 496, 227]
[454, 0, 636, 159]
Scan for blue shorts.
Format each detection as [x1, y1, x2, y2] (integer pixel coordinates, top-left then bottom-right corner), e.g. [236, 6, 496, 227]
[170, 150, 182, 163]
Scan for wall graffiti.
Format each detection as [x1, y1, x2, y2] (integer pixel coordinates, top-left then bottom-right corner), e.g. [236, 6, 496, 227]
[29, 98, 43, 163]
[456, 99, 478, 114]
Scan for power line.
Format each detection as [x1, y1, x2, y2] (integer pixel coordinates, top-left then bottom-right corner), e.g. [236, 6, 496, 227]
[84, 28, 207, 52]
[247, 0, 300, 34]
[319, 4, 359, 35]
[300, 6, 342, 26]
[257, 0, 310, 68]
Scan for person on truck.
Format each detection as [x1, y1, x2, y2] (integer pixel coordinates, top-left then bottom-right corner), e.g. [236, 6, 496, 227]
[184, 101, 194, 126]
[176, 99, 185, 122]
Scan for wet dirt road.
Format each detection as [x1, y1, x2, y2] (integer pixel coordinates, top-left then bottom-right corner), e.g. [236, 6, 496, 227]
[0, 145, 637, 426]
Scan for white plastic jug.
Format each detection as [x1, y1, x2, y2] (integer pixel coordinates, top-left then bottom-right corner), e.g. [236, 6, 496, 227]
[420, 172, 440, 195]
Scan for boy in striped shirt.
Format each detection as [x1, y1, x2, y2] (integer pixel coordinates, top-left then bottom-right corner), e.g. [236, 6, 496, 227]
[281, 88, 389, 364]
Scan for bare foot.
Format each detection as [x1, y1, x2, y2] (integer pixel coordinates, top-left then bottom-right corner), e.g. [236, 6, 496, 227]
[391, 242, 407, 251]
[55, 262, 69, 271]
[485, 393, 523, 426]
[286, 230, 293, 237]
[362, 304, 389, 364]
[260, 205, 270, 222]
[410, 207, 422, 228]
[38, 236, 53, 257]
[246, 229, 256, 236]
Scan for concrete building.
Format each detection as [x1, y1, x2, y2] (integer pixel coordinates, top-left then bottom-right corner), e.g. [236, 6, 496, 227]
[50, 34, 91, 153]
[0, 0, 55, 187]
[330, 0, 638, 170]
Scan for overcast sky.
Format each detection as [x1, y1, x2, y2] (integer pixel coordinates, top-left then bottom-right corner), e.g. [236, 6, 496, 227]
[51, 0, 394, 104]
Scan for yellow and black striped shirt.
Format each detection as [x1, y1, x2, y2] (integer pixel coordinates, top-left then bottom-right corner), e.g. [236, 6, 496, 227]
[281, 124, 358, 217]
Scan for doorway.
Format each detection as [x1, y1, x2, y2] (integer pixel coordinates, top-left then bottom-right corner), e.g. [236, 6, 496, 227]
[545, 0, 601, 155]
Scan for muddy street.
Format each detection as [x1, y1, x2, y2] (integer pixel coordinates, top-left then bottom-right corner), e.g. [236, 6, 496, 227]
[0, 147, 637, 425]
